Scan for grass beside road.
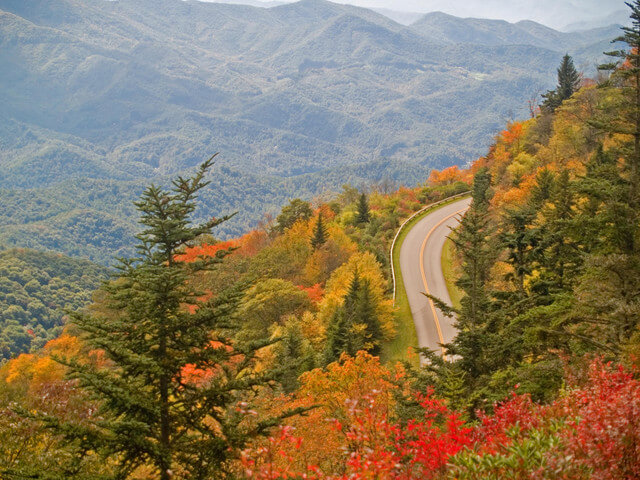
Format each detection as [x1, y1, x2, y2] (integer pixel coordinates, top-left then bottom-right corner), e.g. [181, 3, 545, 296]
[441, 236, 463, 312]
[382, 195, 469, 365]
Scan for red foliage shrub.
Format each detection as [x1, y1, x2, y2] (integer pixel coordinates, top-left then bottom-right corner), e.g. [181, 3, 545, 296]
[557, 359, 640, 480]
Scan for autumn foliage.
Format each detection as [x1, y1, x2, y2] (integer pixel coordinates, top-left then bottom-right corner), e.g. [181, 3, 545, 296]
[240, 357, 640, 480]
[428, 165, 470, 186]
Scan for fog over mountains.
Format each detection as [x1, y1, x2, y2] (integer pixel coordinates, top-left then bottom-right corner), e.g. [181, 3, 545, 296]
[0, 0, 623, 262]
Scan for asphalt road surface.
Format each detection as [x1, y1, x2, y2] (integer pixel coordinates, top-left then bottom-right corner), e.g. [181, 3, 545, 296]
[399, 197, 471, 359]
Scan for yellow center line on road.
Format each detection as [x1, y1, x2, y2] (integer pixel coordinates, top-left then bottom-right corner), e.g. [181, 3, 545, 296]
[419, 208, 469, 359]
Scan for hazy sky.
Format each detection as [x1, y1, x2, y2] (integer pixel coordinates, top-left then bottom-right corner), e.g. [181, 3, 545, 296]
[216, 0, 628, 30]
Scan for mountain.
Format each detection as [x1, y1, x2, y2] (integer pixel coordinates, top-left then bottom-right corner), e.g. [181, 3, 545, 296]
[410, 12, 622, 53]
[207, 0, 286, 6]
[370, 8, 424, 25]
[0, 0, 621, 263]
[563, 9, 630, 32]
[337, 0, 623, 31]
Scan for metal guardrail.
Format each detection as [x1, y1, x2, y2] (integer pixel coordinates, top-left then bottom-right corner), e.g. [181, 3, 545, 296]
[389, 192, 471, 306]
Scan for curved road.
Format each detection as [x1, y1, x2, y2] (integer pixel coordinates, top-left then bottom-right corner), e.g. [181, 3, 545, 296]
[399, 197, 471, 359]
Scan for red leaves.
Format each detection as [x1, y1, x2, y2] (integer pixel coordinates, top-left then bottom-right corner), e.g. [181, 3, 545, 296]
[240, 358, 640, 480]
[174, 241, 236, 263]
[473, 390, 544, 454]
[241, 388, 472, 480]
[557, 358, 640, 480]
[241, 426, 323, 480]
[298, 283, 324, 304]
[343, 392, 472, 480]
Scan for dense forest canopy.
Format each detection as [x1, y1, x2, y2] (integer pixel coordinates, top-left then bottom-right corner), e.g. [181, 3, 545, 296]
[0, 249, 108, 360]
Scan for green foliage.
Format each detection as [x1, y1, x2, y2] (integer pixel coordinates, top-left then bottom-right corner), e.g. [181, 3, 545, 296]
[356, 192, 371, 225]
[448, 427, 577, 480]
[44, 160, 300, 479]
[273, 317, 318, 393]
[542, 54, 581, 112]
[323, 272, 382, 364]
[0, 249, 108, 360]
[237, 278, 311, 342]
[273, 199, 313, 234]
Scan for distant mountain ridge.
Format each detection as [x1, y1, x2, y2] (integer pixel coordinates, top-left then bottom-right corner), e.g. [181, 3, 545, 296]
[0, 0, 623, 262]
[410, 11, 621, 52]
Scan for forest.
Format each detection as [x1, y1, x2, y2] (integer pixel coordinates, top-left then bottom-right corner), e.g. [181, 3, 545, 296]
[1, 3, 640, 479]
[0, 249, 108, 360]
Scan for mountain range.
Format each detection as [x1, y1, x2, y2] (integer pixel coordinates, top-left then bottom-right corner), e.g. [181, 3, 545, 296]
[0, 0, 624, 263]
[206, 0, 627, 31]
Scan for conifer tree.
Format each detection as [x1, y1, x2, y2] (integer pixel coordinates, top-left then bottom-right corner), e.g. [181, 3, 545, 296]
[529, 168, 555, 210]
[352, 279, 382, 355]
[323, 308, 350, 364]
[501, 207, 538, 301]
[273, 319, 316, 393]
[45, 158, 300, 479]
[542, 54, 580, 112]
[311, 212, 328, 249]
[599, 0, 640, 244]
[322, 273, 381, 363]
[446, 168, 496, 380]
[356, 192, 370, 224]
[540, 169, 580, 290]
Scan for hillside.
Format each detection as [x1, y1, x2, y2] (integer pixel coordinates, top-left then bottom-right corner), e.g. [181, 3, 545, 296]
[0, 0, 617, 263]
[0, 248, 108, 360]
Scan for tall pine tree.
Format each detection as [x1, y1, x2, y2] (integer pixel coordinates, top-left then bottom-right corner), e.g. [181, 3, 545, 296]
[446, 168, 497, 381]
[311, 212, 328, 249]
[542, 54, 580, 112]
[599, 0, 640, 247]
[323, 272, 382, 363]
[45, 158, 300, 479]
[356, 192, 371, 224]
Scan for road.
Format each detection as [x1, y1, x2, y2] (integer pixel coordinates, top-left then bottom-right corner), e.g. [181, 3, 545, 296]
[399, 197, 471, 358]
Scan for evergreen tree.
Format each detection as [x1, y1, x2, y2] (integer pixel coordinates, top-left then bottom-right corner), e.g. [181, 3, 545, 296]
[529, 168, 555, 210]
[322, 273, 382, 363]
[446, 168, 497, 381]
[539, 169, 580, 290]
[310, 212, 328, 249]
[599, 0, 640, 248]
[273, 319, 316, 393]
[557, 54, 581, 101]
[542, 54, 580, 112]
[500, 207, 538, 301]
[575, 145, 633, 254]
[356, 192, 370, 224]
[44, 159, 300, 479]
[438, 363, 468, 412]
[323, 308, 351, 364]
